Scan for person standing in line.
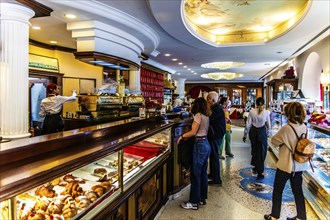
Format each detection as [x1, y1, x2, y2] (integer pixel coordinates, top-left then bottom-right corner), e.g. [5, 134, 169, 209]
[219, 96, 234, 159]
[177, 97, 211, 210]
[39, 83, 77, 135]
[207, 91, 226, 186]
[243, 97, 270, 180]
[264, 102, 308, 220]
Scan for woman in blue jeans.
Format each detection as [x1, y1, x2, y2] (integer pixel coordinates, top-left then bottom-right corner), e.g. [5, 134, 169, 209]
[177, 97, 211, 210]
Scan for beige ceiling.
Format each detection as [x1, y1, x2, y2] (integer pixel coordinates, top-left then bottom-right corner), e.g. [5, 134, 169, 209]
[184, 0, 309, 45]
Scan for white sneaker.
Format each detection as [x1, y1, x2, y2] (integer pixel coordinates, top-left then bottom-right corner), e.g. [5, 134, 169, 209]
[180, 202, 198, 210]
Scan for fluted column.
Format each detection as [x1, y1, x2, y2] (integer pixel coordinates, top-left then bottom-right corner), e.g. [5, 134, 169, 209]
[0, 3, 35, 139]
[129, 70, 141, 94]
[174, 78, 186, 98]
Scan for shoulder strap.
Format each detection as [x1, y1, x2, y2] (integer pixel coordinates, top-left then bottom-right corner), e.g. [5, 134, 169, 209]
[288, 124, 299, 139]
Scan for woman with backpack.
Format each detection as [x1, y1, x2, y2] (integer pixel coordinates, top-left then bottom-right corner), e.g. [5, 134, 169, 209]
[264, 102, 308, 220]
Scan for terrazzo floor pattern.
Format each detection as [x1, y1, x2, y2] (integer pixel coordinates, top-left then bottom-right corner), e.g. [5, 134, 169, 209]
[156, 126, 319, 220]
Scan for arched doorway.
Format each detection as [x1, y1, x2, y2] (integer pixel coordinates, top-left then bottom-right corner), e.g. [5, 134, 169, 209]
[301, 52, 323, 101]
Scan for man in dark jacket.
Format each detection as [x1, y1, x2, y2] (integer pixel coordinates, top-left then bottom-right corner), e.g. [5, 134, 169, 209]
[207, 91, 226, 186]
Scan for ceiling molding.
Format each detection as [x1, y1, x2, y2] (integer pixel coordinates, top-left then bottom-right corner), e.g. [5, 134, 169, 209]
[46, 0, 159, 53]
[29, 39, 76, 53]
[74, 51, 140, 71]
[16, 0, 53, 17]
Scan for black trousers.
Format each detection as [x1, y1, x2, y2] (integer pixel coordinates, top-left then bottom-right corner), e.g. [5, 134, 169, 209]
[248, 125, 267, 174]
[271, 169, 306, 219]
[41, 113, 64, 135]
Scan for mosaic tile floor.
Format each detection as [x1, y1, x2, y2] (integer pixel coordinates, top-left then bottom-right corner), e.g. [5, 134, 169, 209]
[156, 126, 319, 220]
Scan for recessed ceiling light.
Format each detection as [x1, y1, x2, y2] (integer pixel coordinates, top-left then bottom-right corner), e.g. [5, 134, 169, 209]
[191, 70, 194, 73]
[164, 53, 171, 57]
[172, 58, 178, 61]
[183, 66, 187, 68]
[50, 41, 57, 44]
[188, 68, 191, 71]
[193, 72, 197, 75]
[65, 14, 76, 19]
[177, 73, 181, 75]
[32, 26, 40, 30]
[178, 62, 183, 65]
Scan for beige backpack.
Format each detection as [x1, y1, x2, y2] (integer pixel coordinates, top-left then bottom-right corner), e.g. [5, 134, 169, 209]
[288, 124, 316, 171]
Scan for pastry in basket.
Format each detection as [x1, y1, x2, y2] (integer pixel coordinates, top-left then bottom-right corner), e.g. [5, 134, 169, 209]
[46, 198, 63, 215]
[109, 160, 118, 167]
[84, 190, 98, 203]
[34, 197, 50, 211]
[61, 181, 83, 198]
[75, 196, 90, 209]
[35, 185, 56, 198]
[91, 185, 104, 197]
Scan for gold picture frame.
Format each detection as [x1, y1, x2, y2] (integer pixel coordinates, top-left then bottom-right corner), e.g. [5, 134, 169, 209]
[29, 53, 59, 72]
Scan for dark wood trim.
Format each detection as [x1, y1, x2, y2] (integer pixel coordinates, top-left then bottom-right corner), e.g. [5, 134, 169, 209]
[16, 0, 53, 17]
[29, 39, 76, 53]
[74, 51, 140, 71]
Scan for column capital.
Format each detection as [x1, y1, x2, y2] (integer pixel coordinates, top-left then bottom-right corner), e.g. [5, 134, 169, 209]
[0, 3, 35, 24]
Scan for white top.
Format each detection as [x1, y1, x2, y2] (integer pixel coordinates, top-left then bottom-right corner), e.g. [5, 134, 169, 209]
[173, 98, 183, 107]
[194, 113, 209, 137]
[39, 93, 77, 117]
[245, 107, 271, 135]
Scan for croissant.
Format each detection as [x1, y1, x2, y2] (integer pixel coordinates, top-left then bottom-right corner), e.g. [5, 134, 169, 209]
[34, 197, 50, 211]
[35, 186, 56, 198]
[84, 190, 98, 203]
[100, 182, 112, 192]
[61, 181, 83, 198]
[46, 214, 63, 220]
[91, 185, 104, 197]
[62, 204, 77, 219]
[27, 210, 46, 220]
[46, 198, 63, 215]
[75, 196, 90, 209]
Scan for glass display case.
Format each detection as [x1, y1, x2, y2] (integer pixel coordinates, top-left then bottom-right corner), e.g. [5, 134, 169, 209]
[268, 112, 330, 219]
[0, 118, 173, 220]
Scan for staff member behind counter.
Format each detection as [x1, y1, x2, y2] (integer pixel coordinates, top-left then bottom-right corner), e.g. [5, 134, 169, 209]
[39, 83, 77, 135]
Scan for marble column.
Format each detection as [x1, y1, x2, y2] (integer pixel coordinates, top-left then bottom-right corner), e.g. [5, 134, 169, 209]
[129, 70, 141, 94]
[0, 3, 35, 139]
[174, 78, 186, 98]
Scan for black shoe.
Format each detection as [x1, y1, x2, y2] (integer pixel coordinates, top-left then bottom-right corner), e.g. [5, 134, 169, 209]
[226, 153, 234, 157]
[199, 199, 206, 205]
[264, 214, 277, 220]
[257, 174, 265, 180]
[219, 155, 225, 160]
[208, 180, 222, 186]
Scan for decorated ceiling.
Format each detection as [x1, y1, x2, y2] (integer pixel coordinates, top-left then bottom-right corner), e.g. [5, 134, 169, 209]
[183, 0, 310, 45]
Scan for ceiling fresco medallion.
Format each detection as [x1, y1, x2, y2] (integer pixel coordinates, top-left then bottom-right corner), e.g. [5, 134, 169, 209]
[201, 72, 244, 80]
[183, 0, 310, 46]
[201, 61, 245, 70]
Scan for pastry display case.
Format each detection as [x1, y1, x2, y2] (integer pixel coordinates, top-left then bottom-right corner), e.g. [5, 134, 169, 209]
[268, 112, 330, 219]
[0, 118, 174, 220]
